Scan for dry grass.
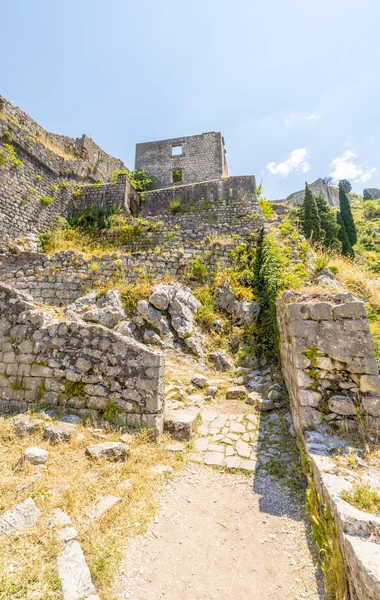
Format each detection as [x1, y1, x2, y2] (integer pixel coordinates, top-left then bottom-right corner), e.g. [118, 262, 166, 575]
[0, 416, 184, 600]
[39, 138, 75, 161]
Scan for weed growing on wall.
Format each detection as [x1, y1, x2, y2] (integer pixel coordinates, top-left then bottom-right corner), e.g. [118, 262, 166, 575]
[258, 198, 275, 218]
[0, 143, 23, 168]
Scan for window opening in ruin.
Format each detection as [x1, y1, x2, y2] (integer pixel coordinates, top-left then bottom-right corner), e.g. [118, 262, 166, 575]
[172, 144, 182, 156]
[172, 169, 183, 183]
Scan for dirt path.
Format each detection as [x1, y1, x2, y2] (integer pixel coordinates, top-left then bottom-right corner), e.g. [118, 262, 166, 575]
[118, 466, 325, 600]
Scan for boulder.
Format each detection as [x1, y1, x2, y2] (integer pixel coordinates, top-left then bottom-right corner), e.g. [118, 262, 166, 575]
[49, 509, 72, 527]
[0, 498, 40, 536]
[137, 300, 170, 336]
[24, 446, 48, 465]
[149, 283, 176, 311]
[13, 415, 44, 437]
[164, 410, 198, 440]
[57, 540, 99, 600]
[97, 290, 126, 327]
[191, 373, 208, 388]
[44, 422, 75, 443]
[85, 442, 129, 461]
[208, 350, 234, 372]
[215, 282, 259, 325]
[226, 387, 247, 400]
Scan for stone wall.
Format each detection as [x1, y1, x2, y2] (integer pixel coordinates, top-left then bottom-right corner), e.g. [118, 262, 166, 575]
[73, 174, 140, 218]
[141, 175, 261, 242]
[363, 188, 380, 200]
[0, 96, 126, 182]
[0, 96, 132, 240]
[0, 283, 165, 433]
[276, 290, 380, 436]
[135, 132, 228, 189]
[0, 242, 240, 307]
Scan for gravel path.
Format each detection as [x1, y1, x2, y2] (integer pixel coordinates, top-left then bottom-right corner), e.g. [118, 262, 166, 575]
[118, 466, 325, 600]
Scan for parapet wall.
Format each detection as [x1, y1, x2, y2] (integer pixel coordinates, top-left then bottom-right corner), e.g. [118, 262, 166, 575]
[277, 290, 380, 435]
[0, 283, 165, 433]
[72, 174, 140, 218]
[141, 175, 261, 243]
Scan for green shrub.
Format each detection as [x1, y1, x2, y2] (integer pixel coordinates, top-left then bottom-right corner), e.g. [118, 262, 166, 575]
[169, 198, 183, 214]
[103, 401, 120, 425]
[65, 380, 85, 397]
[363, 200, 380, 219]
[35, 174, 42, 181]
[190, 258, 208, 283]
[3, 130, 11, 141]
[258, 199, 275, 218]
[0, 143, 23, 168]
[40, 195, 54, 206]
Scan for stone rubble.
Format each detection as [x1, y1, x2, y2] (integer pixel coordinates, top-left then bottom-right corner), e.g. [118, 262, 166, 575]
[0, 498, 41, 536]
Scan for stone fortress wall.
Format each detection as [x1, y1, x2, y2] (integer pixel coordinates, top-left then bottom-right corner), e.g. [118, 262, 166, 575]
[135, 132, 228, 189]
[0, 96, 135, 240]
[0, 283, 165, 434]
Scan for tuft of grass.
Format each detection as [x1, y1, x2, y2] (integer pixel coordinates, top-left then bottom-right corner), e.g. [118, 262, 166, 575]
[40, 195, 54, 206]
[342, 482, 380, 514]
[65, 381, 85, 398]
[169, 198, 183, 214]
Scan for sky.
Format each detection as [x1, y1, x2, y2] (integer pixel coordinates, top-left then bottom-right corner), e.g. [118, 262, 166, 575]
[2, 0, 380, 199]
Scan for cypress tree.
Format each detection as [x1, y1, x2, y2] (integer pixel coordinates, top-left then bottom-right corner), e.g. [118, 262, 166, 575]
[315, 194, 341, 250]
[339, 182, 357, 246]
[337, 211, 354, 257]
[303, 184, 321, 241]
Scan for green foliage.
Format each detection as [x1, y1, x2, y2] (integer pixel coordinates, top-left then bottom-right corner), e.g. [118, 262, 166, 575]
[362, 199, 380, 219]
[303, 184, 321, 241]
[169, 198, 183, 214]
[50, 184, 59, 193]
[64, 380, 85, 397]
[70, 206, 119, 229]
[0, 143, 23, 168]
[258, 198, 275, 218]
[306, 480, 349, 599]
[103, 401, 121, 425]
[36, 378, 48, 401]
[3, 130, 11, 141]
[339, 179, 352, 193]
[111, 168, 154, 192]
[11, 376, 27, 391]
[195, 288, 218, 332]
[40, 195, 54, 206]
[337, 211, 354, 257]
[172, 169, 182, 183]
[315, 195, 341, 250]
[342, 482, 380, 514]
[189, 258, 208, 283]
[339, 182, 357, 246]
[35, 174, 42, 181]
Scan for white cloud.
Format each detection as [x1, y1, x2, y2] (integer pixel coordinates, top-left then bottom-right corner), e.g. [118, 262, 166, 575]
[267, 148, 310, 177]
[329, 151, 377, 183]
[285, 113, 321, 127]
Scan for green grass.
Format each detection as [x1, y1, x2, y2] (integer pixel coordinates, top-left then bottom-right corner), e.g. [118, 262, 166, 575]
[342, 482, 380, 514]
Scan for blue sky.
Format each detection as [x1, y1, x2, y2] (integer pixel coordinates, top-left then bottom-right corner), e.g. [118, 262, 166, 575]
[2, 0, 380, 199]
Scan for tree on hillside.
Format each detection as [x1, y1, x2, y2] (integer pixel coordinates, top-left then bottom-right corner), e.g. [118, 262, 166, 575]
[323, 175, 334, 185]
[315, 195, 341, 250]
[303, 183, 321, 241]
[340, 179, 352, 193]
[339, 182, 357, 246]
[337, 211, 354, 257]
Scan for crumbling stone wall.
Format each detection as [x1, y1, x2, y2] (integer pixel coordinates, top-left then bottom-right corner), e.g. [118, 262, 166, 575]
[0, 96, 130, 240]
[135, 132, 228, 189]
[276, 291, 380, 435]
[0, 242, 239, 306]
[0, 283, 165, 433]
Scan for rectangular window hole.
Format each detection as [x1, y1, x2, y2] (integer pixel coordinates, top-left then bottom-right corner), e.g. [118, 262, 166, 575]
[172, 169, 183, 183]
[172, 144, 182, 156]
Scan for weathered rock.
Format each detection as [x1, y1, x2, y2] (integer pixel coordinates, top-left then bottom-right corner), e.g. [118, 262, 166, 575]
[60, 414, 81, 425]
[13, 415, 44, 437]
[24, 446, 48, 465]
[57, 527, 78, 543]
[17, 472, 42, 493]
[49, 509, 72, 527]
[143, 329, 162, 345]
[137, 300, 169, 335]
[164, 442, 186, 452]
[215, 282, 259, 325]
[328, 395, 357, 416]
[360, 375, 380, 394]
[44, 422, 75, 443]
[191, 373, 208, 388]
[164, 410, 198, 440]
[86, 495, 122, 521]
[362, 396, 380, 417]
[206, 385, 218, 398]
[208, 350, 234, 372]
[184, 334, 204, 358]
[97, 289, 126, 327]
[0, 498, 40, 536]
[256, 398, 274, 411]
[85, 442, 129, 461]
[57, 540, 99, 600]
[114, 320, 135, 337]
[149, 283, 174, 311]
[226, 386, 247, 400]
